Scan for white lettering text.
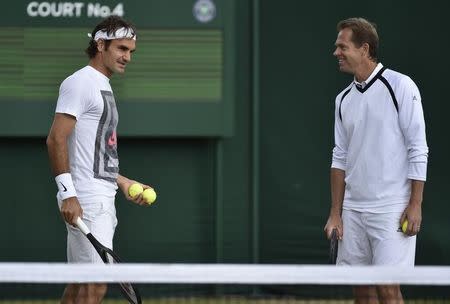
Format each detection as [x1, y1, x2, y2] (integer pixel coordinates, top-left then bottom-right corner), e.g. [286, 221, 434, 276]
[26, 2, 121, 18]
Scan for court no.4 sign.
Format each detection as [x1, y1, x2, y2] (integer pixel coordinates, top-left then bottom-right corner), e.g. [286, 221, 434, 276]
[26, 2, 124, 18]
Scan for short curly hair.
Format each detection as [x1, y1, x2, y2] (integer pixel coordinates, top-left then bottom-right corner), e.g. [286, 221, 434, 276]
[85, 15, 137, 58]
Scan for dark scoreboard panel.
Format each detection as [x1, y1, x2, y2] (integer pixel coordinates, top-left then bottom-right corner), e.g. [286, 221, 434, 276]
[0, 0, 235, 136]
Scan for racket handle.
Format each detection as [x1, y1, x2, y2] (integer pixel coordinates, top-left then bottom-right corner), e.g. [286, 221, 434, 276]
[76, 217, 91, 235]
[331, 228, 337, 239]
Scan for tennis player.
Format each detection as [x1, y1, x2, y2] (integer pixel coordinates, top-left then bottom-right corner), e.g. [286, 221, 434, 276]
[324, 17, 428, 303]
[47, 15, 151, 303]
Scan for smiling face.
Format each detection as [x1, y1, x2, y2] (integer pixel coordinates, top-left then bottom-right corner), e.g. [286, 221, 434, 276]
[333, 28, 367, 75]
[96, 38, 136, 77]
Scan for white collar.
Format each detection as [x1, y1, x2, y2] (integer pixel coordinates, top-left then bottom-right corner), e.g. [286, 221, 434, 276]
[354, 62, 383, 88]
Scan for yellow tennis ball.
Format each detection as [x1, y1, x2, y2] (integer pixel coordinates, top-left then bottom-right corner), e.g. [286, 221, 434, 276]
[128, 183, 143, 198]
[142, 188, 157, 204]
[402, 220, 408, 233]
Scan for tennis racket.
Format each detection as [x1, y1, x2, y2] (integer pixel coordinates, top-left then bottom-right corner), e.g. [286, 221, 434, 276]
[76, 217, 142, 304]
[329, 228, 338, 264]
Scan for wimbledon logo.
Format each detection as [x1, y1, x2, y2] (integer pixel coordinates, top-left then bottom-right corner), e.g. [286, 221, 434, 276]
[193, 0, 216, 23]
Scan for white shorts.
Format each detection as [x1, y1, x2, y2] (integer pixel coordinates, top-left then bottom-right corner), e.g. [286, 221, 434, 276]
[58, 196, 117, 263]
[337, 209, 416, 266]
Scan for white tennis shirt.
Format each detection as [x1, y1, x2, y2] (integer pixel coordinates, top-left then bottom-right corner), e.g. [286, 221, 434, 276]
[332, 63, 428, 213]
[56, 65, 119, 200]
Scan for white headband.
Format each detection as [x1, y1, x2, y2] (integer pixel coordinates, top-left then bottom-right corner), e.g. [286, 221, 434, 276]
[88, 27, 136, 41]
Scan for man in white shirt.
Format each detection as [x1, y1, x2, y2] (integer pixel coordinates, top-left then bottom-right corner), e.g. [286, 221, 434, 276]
[47, 15, 151, 303]
[324, 17, 428, 303]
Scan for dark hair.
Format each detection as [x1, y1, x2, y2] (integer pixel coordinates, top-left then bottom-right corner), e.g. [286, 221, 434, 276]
[337, 17, 379, 62]
[85, 15, 137, 58]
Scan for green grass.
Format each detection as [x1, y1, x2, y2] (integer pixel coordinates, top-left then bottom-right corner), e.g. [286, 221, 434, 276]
[0, 300, 351, 304]
[1, 299, 449, 304]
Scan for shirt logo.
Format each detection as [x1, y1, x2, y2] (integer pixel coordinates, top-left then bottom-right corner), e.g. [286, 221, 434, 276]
[108, 131, 117, 147]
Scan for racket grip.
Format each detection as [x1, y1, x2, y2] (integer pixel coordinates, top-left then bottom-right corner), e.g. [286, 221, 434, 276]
[76, 217, 91, 235]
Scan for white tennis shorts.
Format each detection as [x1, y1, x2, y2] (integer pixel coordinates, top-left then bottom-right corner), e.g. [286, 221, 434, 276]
[58, 196, 117, 263]
[337, 209, 416, 266]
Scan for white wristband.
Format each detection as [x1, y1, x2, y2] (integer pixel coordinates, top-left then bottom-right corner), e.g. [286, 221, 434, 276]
[55, 173, 77, 200]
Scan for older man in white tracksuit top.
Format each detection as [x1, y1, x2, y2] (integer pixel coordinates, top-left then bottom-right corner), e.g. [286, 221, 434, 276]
[324, 17, 428, 303]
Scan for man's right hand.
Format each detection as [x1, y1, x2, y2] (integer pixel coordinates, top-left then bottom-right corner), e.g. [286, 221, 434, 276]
[324, 214, 343, 240]
[60, 197, 83, 226]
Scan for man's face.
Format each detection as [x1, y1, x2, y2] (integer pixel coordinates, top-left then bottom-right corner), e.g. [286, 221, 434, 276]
[99, 38, 136, 76]
[333, 28, 366, 75]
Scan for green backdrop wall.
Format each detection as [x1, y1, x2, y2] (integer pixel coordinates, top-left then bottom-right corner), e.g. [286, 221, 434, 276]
[0, 0, 449, 272]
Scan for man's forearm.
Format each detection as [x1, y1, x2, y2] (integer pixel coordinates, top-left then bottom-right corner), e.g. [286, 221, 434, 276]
[410, 180, 425, 205]
[47, 136, 71, 176]
[117, 174, 130, 187]
[330, 168, 345, 215]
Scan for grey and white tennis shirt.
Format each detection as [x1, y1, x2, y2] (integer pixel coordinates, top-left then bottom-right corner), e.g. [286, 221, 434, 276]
[56, 65, 119, 200]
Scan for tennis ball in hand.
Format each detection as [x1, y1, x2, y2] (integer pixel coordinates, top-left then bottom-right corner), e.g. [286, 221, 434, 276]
[142, 188, 157, 204]
[128, 183, 143, 198]
[402, 220, 408, 233]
